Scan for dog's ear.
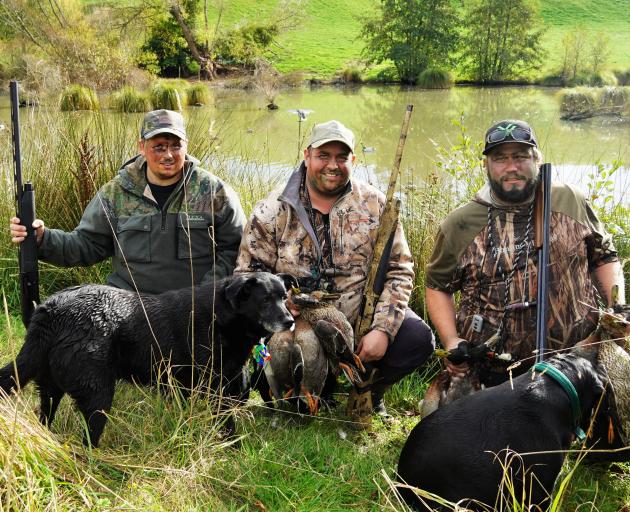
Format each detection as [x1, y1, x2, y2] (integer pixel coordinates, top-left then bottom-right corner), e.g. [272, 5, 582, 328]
[276, 273, 298, 291]
[225, 274, 259, 308]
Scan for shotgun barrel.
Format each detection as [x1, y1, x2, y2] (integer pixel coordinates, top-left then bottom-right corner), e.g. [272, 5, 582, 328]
[534, 162, 552, 363]
[10, 80, 40, 327]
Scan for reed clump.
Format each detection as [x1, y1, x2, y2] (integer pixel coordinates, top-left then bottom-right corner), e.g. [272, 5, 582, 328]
[149, 81, 186, 111]
[340, 66, 363, 84]
[186, 83, 211, 106]
[560, 86, 628, 119]
[111, 86, 151, 113]
[417, 67, 453, 89]
[60, 85, 99, 111]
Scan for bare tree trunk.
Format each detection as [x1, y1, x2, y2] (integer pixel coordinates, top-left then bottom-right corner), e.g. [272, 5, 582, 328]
[168, 1, 215, 79]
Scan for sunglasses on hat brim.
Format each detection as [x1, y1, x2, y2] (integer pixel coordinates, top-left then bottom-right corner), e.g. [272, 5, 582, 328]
[486, 125, 534, 145]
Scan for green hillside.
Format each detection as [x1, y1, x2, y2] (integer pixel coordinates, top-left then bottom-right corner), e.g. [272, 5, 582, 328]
[540, 0, 630, 72]
[196, 0, 630, 77]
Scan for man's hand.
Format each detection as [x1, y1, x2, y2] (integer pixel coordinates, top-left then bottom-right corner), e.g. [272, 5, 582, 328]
[356, 329, 389, 363]
[10, 216, 44, 246]
[286, 289, 300, 318]
[443, 337, 470, 378]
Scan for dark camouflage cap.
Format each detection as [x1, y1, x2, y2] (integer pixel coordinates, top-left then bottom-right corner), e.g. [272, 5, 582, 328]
[140, 109, 187, 141]
[483, 119, 537, 155]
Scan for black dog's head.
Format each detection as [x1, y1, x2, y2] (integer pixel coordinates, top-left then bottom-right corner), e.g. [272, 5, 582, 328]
[224, 272, 295, 336]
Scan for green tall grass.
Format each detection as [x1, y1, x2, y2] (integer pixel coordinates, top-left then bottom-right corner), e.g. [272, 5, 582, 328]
[417, 67, 453, 89]
[149, 81, 186, 111]
[186, 83, 211, 106]
[110, 86, 151, 113]
[60, 85, 99, 111]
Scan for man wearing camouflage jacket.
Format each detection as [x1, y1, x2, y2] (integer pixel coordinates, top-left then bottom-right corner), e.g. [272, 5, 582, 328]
[426, 119, 624, 385]
[10, 109, 246, 293]
[236, 120, 435, 414]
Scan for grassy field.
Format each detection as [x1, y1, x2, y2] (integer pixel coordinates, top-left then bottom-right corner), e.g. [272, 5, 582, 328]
[189, 0, 630, 78]
[1, 315, 629, 511]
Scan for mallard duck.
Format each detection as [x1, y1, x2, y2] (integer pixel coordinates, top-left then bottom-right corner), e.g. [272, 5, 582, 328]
[265, 291, 365, 415]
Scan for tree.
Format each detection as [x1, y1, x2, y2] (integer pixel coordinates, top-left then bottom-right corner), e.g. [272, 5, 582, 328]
[360, 0, 460, 84]
[460, 0, 544, 83]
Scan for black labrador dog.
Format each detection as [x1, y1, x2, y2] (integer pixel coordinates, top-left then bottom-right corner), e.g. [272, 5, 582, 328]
[0, 272, 294, 447]
[397, 352, 605, 511]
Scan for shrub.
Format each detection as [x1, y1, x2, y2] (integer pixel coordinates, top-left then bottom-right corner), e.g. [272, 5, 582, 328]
[588, 72, 617, 87]
[539, 74, 565, 87]
[417, 67, 452, 89]
[186, 83, 211, 106]
[613, 69, 630, 86]
[149, 82, 185, 111]
[559, 88, 597, 116]
[340, 66, 363, 84]
[111, 87, 151, 113]
[59, 85, 99, 111]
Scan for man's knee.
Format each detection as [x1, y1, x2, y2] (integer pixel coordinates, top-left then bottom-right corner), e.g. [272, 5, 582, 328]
[377, 309, 435, 378]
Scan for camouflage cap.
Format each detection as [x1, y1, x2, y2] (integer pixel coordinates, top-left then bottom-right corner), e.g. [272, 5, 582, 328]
[140, 109, 187, 141]
[307, 120, 355, 152]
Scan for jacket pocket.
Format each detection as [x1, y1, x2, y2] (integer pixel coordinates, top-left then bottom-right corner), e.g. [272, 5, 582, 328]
[116, 216, 151, 263]
[177, 213, 214, 260]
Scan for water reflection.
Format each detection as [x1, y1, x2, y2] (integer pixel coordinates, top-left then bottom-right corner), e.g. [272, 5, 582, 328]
[1, 85, 628, 203]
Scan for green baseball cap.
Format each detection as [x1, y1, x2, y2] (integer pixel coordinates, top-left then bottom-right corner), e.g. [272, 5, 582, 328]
[140, 109, 187, 141]
[307, 120, 355, 152]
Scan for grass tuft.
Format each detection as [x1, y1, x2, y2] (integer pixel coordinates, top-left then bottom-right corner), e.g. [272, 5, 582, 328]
[186, 83, 211, 106]
[110, 86, 151, 113]
[149, 81, 186, 111]
[417, 67, 453, 89]
[59, 85, 99, 111]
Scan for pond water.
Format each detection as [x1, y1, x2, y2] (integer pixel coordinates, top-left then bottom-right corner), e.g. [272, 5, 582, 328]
[203, 85, 629, 205]
[1, 85, 628, 204]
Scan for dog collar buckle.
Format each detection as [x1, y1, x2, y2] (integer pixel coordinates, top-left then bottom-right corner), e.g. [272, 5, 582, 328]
[574, 426, 586, 443]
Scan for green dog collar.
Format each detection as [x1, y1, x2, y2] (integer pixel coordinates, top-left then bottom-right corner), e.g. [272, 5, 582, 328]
[533, 362, 586, 442]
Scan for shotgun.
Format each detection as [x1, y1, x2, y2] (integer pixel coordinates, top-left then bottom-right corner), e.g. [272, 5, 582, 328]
[354, 104, 413, 341]
[10, 80, 40, 327]
[534, 163, 552, 363]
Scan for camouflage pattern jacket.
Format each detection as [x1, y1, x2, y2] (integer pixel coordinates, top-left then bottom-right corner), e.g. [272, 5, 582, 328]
[236, 165, 414, 340]
[426, 183, 618, 367]
[39, 154, 246, 293]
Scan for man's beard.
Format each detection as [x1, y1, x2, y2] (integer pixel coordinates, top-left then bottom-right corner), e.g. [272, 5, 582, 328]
[488, 172, 539, 203]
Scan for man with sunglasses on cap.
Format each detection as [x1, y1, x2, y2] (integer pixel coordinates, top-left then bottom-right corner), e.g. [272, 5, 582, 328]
[236, 120, 435, 415]
[425, 119, 623, 385]
[10, 109, 246, 294]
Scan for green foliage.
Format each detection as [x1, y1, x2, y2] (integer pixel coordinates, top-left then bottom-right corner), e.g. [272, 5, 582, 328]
[141, 16, 191, 78]
[417, 67, 452, 89]
[60, 85, 99, 111]
[215, 23, 279, 67]
[186, 83, 211, 106]
[136, 50, 161, 76]
[1, 0, 133, 91]
[460, 0, 544, 82]
[111, 86, 151, 113]
[149, 81, 186, 111]
[558, 29, 614, 84]
[360, 0, 460, 84]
